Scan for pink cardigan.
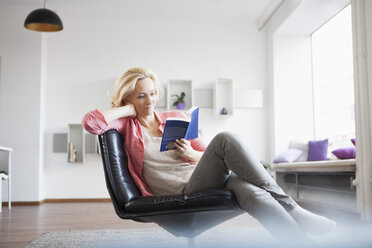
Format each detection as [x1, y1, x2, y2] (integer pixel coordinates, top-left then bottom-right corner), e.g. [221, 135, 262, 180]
[82, 109, 207, 196]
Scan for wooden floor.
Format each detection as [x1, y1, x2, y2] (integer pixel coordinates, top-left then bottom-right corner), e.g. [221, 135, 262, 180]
[0, 202, 160, 248]
[1, 202, 369, 248]
[0, 202, 259, 248]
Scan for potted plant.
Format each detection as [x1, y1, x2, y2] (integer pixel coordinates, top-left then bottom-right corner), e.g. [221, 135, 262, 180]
[172, 92, 186, 110]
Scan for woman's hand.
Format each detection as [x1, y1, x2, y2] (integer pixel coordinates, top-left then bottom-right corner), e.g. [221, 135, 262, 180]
[174, 139, 203, 162]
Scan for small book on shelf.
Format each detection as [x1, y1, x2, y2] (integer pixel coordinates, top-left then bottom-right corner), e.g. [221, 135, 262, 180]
[68, 142, 77, 162]
[160, 106, 199, 152]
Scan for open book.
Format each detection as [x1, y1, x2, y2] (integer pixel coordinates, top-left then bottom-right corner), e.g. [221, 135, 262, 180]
[160, 106, 199, 152]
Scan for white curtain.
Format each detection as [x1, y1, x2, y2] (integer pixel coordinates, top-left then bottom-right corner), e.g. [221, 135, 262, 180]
[351, 0, 372, 221]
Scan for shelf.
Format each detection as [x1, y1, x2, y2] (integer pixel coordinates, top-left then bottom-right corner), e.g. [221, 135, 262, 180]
[162, 78, 261, 115]
[53, 131, 99, 156]
[167, 80, 193, 110]
[214, 78, 233, 117]
[68, 124, 84, 163]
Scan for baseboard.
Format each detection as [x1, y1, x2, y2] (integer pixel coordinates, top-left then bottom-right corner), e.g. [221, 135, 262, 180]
[44, 198, 112, 203]
[1, 198, 112, 206]
[2, 201, 42, 206]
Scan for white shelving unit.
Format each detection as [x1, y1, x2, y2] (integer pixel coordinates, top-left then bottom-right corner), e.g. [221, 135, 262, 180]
[214, 78, 234, 118]
[167, 80, 193, 110]
[68, 124, 85, 163]
[0, 146, 12, 211]
[53, 125, 100, 163]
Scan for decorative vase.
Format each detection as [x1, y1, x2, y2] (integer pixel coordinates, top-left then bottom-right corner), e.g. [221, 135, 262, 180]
[220, 107, 228, 115]
[176, 102, 186, 110]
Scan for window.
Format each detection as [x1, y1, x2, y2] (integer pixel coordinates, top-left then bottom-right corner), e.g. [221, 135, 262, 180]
[311, 5, 355, 144]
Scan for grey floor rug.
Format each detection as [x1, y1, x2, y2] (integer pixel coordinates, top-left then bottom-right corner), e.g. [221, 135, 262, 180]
[25, 224, 372, 248]
[24, 228, 274, 248]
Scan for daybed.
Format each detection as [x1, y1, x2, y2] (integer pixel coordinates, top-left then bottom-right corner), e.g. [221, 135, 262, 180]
[272, 159, 357, 212]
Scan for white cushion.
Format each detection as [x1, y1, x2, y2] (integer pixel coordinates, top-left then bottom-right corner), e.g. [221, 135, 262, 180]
[289, 140, 308, 162]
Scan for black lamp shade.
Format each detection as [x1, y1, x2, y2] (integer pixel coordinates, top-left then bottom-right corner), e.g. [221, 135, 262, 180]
[24, 8, 63, 32]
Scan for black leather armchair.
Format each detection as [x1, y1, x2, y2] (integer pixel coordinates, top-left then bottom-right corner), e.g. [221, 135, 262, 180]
[98, 129, 243, 244]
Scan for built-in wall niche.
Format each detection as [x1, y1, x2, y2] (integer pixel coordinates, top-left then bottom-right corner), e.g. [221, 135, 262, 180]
[214, 78, 234, 118]
[52, 124, 99, 163]
[167, 80, 193, 110]
[68, 124, 84, 163]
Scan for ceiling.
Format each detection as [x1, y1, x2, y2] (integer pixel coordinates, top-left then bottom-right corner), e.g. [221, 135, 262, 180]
[5, 0, 278, 23]
[72, 0, 276, 21]
[276, 0, 350, 34]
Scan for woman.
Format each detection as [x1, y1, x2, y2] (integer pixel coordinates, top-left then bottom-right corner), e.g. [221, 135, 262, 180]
[82, 67, 335, 240]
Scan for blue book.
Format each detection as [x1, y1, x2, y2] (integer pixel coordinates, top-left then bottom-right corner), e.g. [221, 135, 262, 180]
[160, 106, 199, 152]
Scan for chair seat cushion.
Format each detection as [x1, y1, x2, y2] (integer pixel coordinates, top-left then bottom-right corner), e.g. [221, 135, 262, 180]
[124, 189, 240, 214]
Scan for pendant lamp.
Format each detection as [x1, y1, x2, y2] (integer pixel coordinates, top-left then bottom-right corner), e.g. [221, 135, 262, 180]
[24, 0, 63, 32]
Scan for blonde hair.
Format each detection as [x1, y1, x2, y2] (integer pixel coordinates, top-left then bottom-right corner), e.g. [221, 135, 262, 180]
[111, 67, 161, 107]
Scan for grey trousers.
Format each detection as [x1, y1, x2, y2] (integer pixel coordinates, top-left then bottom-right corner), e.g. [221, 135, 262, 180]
[183, 132, 304, 239]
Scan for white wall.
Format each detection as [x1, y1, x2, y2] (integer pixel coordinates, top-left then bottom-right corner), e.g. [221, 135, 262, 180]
[0, 0, 43, 201]
[264, 0, 302, 161]
[0, 1, 268, 201]
[42, 4, 268, 198]
[1, 0, 362, 202]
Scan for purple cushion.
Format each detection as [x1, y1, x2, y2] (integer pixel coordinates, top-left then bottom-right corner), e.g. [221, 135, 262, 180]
[332, 147, 356, 159]
[307, 139, 328, 161]
[351, 138, 355, 146]
[273, 149, 303, 163]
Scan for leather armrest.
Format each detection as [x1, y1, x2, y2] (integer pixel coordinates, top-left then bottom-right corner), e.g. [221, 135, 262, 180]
[99, 129, 141, 206]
